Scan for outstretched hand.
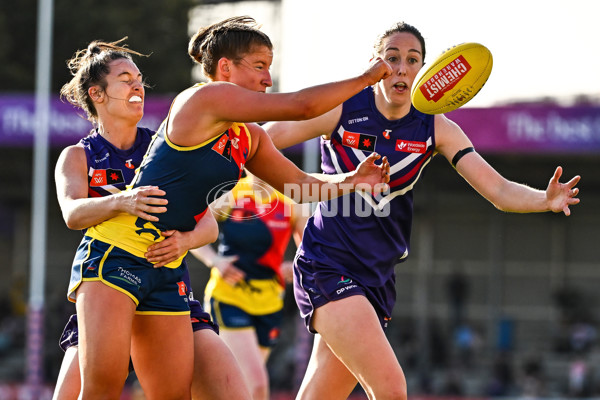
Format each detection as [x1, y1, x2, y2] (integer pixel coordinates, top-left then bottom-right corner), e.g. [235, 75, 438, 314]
[352, 153, 390, 193]
[546, 166, 581, 216]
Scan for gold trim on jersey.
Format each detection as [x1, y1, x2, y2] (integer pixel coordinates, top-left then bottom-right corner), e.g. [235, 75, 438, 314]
[204, 268, 284, 315]
[85, 213, 186, 269]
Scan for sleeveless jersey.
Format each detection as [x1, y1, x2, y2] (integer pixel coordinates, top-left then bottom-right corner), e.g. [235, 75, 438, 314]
[299, 86, 435, 287]
[81, 128, 153, 197]
[204, 177, 294, 314]
[86, 107, 251, 268]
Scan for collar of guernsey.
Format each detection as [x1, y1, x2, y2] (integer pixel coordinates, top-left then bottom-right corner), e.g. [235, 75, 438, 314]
[85, 83, 252, 268]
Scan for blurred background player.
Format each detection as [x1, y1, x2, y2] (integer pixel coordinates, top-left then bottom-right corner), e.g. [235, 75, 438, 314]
[191, 172, 310, 400]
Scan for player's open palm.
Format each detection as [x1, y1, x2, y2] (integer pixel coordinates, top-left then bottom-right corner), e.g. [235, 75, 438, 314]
[352, 153, 390, 194]
[546, 166, 581, 216]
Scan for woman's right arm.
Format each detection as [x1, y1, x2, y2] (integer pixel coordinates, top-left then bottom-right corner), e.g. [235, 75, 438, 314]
[263, 105, 342, 150]
[54, 145, 169, 230]
[168, 58, 391, 147]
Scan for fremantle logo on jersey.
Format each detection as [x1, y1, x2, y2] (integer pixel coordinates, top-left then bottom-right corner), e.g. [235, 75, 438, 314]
[341, 130, 376, 152]
[89, 168, 125, 186]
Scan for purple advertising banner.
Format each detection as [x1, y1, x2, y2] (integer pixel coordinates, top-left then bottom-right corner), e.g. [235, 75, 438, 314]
[446, 106, 600, 154]
[0, 94, 172, 148]
[1, 94, 600, 154]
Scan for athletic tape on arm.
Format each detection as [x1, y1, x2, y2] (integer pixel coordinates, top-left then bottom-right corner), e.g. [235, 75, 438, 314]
[451, 147, 475, 168]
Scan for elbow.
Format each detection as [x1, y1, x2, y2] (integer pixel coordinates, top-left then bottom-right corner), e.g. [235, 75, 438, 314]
[207, 227, 219, 244]
[207, 221, 219, 244]
[292, 98, 321, 120]
[493, 203, 509, 213]
[63, 213, 84, 231]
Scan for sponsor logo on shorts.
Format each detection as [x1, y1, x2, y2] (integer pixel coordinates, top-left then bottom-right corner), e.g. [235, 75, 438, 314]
[114, 267, 142, 289]
[269, 327, 281, 340]
[337, 276, 352, 285]
[177, 281, 187, 296]
[336, 284, 358, 296]
[383, 316, 392, 329]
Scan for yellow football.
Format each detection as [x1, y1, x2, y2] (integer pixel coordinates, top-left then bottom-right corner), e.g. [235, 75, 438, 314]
[411, 42, 493, 114]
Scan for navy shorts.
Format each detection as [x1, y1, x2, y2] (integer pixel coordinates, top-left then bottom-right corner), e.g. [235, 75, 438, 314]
[68, 237, 189, 314]
[206, 297, 282, 348]
[293, 254, 394, 334]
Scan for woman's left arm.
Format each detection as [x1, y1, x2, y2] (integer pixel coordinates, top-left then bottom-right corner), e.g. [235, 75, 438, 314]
[145, 210, 219, 268]
[435, 114, 581, 215]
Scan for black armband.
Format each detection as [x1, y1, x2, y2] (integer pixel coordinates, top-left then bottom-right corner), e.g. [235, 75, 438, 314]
[451, 147, 475, 168]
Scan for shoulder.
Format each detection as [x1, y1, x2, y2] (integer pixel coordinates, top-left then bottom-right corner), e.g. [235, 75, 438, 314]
[434, 113, 465, 139]
[58, 143, 86, 160]
[434, 114, 473, 159]
[55, 143, 87, 171]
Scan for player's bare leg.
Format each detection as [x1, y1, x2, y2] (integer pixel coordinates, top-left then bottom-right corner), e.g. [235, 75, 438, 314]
[76, 282, 135, 400]
[296, 333, 358, 400]
[51, 346, 80, 400]
[220, 328, 270, 400]
[131, 314, 193, 400]
[191, 329, 252, 400]
[299, 295, 407, 400]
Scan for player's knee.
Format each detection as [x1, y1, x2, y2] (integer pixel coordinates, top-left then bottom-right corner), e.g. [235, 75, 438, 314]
[249, 375, 269, 400]
[371, 383, 407, 400]
[251, 384, 269, 400]
[81, 368, 129, 399]
[80, 384, 123, 400]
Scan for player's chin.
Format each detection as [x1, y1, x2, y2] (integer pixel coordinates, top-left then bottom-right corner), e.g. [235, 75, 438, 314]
[389, 87, 411, 103]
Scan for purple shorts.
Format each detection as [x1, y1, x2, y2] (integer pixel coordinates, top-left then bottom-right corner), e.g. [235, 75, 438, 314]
[293, 254, 395, 334]
[58, 304, 218, 353]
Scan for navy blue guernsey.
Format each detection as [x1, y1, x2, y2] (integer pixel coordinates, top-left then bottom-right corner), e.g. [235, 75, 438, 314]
[86, 119, 251, 268]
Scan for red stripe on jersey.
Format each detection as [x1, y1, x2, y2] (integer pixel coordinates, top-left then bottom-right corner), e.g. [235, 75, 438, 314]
[388, 150, 434, 188]
[331, 138, 358, 172]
